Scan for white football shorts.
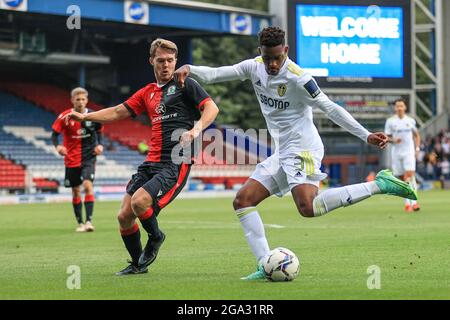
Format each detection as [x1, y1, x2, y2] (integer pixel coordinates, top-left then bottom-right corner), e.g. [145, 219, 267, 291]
[250, 149, 327, 197]
[391, 153, 416, 176]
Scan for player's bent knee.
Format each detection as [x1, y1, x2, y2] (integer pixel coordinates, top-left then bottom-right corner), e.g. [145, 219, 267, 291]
[297, 203, 314, 218]
[83, 181, 94, 193]
[130, 193, 152, 214]
[117, 211, 135, 228]
[233, 192, 255, 210]
[72, 187, 81, 198]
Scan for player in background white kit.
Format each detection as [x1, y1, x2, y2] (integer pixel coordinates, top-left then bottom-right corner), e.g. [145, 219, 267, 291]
[175, 27, 417, 280]
[385, 99, 421, 212]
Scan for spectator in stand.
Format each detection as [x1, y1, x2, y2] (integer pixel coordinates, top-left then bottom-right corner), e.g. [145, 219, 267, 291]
[138, 140, 149, 155]
[417, 129, 450, 181]
[440, 157, 450, 180]
[433, 140, 443, 160]
[442, 137, 449, 157]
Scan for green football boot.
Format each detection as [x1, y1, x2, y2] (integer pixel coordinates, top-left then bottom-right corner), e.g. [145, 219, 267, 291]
[375, 169, 418, 200]
[240, 263, 266, 281]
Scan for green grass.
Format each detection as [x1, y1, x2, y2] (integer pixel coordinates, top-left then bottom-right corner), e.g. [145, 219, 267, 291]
[0, 190, 449, 300]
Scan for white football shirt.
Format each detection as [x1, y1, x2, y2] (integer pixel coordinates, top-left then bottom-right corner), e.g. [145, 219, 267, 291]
[385, 115, 417, 156]
[189, 57, 370, 156]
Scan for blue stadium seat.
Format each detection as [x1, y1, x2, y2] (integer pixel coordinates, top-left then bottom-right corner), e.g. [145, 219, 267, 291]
[0, 91, 144, 187]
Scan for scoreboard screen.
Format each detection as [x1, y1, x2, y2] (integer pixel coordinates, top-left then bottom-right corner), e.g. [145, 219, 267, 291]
[288, 0, 411, 88]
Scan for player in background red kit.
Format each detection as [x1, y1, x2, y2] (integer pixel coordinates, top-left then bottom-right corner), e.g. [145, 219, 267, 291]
[52, 88, 103, 232]
[66, 39, 219, 275]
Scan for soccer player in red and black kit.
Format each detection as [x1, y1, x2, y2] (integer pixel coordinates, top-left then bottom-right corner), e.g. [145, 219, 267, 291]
[52, 88, 103, 233]
[66, 39, 219, 275]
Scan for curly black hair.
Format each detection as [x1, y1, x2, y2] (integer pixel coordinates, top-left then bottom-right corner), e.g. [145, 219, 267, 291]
[258, 27, 286, 47]
[394, 98, 407, 106]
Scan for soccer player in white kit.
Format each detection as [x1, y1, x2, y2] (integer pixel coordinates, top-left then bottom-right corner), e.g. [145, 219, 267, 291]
[175, 27, 417, 280]
[385, 99, 421, 212]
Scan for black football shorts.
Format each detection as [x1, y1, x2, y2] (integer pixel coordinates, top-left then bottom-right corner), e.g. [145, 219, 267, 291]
[64, 160, 96, 188]
[126, 161, 191, 215]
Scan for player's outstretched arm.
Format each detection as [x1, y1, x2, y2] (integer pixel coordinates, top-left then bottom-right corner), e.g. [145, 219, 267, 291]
[180, 100, 219, 147]
[66, 104, 131, 124]
[174, 60, 253, 87]
[315, 95, 388, 149]
[367, 132, 389, 149]
[298, 75, 388, 149]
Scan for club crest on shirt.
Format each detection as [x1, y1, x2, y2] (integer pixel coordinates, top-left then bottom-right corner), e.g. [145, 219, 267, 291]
[85, 121, 91, 127]
[277, 84, 287, 97]
[155, 103, 166, 115]
[167, 85, 176, 96]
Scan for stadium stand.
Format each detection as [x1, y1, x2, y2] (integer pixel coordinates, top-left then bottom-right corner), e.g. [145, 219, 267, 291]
[0, 156, 26, 190]
[418, 128, 450, 182]
[0, 90, 145, 191]
[0, 82, 152, 150]
[0, 86, 260, 193]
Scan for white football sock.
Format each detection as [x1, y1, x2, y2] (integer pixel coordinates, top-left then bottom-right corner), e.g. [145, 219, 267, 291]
[409, 176, 418, 205]
[313, 182, 381, 217]
[236, 207, 270, 264]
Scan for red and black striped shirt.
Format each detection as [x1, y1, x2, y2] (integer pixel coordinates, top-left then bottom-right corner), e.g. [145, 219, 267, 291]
[123, 78, 211, 163]
[52, 109, 103, 167]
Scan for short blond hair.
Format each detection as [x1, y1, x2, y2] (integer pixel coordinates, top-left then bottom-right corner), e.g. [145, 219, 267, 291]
[150, 38, 178, 58]
[71, 87, 88, 98]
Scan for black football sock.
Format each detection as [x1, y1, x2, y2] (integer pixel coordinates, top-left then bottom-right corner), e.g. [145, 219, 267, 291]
[139, 208, 163, 240]
[72, 197, 83, 224]
[84, 194, 95, 222]
[120, 224, 142, 266]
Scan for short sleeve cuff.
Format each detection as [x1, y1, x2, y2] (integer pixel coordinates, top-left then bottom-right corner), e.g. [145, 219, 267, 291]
[197, 97, 212, 111]
[123, 102, 137, 118]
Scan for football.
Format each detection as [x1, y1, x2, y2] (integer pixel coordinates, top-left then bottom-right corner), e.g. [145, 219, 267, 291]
[263, 247, 300, 282]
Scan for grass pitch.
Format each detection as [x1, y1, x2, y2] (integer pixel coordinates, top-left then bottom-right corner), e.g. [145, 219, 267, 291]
[0, 190, 449, 300]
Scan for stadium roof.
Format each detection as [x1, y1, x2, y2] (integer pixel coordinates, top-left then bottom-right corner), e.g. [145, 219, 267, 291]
[146, 0, 271, 17]
[0, 0, 272, 36]
[0, 0, 272, 65]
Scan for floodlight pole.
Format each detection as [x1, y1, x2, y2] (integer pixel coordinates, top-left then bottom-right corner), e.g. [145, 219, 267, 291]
[413, 0, 445, 128]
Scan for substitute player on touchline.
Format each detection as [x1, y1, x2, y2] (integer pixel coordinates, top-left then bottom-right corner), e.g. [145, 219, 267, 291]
[385, 99, 421, 212]
[67, 38, 219, 275]
[52, 87, 103, 232]
[174, 27, 417, 280]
